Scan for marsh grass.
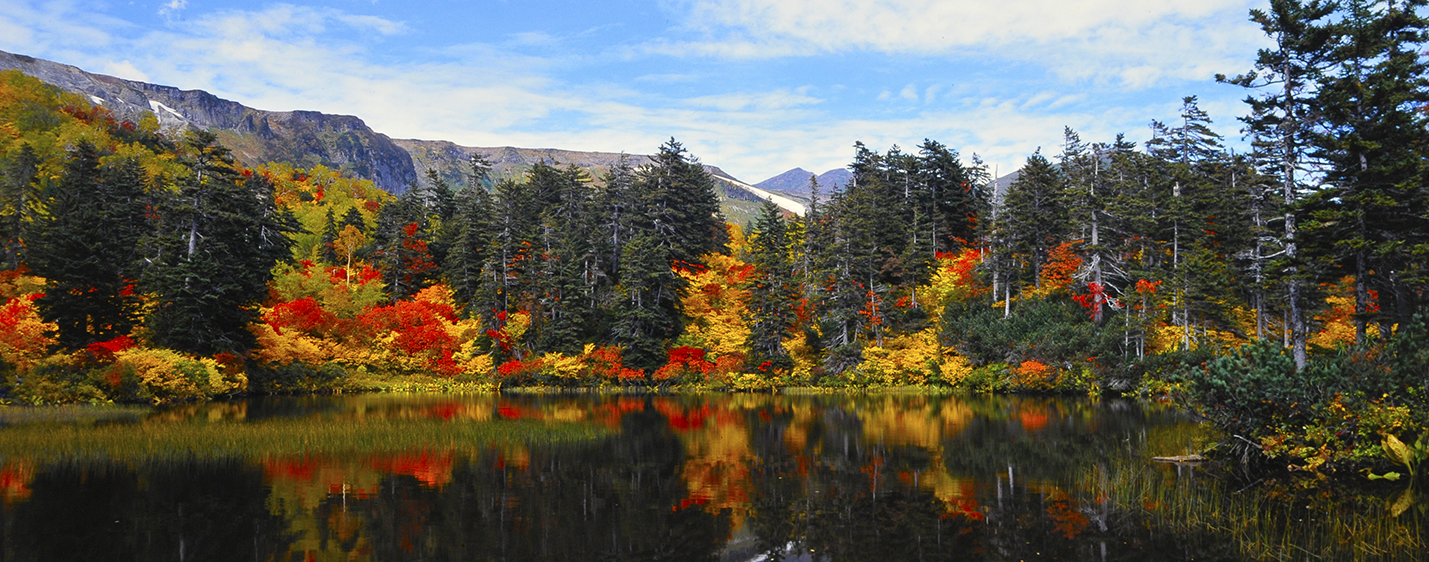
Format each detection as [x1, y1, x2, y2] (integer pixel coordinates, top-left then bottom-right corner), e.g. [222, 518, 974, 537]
[1082, 453, 1427, 561]
[0, 415, 610, 464]
[0, 404, 150, 427]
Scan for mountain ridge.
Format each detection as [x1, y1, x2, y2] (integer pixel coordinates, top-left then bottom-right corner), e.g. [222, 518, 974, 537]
[0, 49, 799, 219]
[755, 167, 851, 201]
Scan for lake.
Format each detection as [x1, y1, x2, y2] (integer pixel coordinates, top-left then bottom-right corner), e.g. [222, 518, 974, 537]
[0, 393, 1422, 561]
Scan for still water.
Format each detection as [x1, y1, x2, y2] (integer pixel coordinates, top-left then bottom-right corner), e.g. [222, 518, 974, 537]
[0, 393, 1421, 561]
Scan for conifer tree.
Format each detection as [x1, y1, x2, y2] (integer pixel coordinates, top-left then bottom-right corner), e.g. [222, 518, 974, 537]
[1302, 0, 1429, 339]
[0, 143, 40, 270]
[445, 186, 493, 316]
[530, 163, 596, 353]
[746, 200, 799, 369]
[319, 208, 339, 263]
[1001, 152, 1070, 291]
[30, 142, 148, 349]
[613, 231, 681, 372]
[1219, 0, 1338, 368]
[370, 187, 435, 300]
[146, 131, 296, 355]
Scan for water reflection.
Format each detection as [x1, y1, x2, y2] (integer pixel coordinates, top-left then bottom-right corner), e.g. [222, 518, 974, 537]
[0, 394, 1420, 561]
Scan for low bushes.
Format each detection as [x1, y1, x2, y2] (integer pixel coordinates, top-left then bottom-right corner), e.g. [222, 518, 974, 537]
[1182, 315, 1429, 475]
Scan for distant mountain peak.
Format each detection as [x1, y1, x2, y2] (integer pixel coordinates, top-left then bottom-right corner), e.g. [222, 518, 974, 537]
[755, 167, 850, 201]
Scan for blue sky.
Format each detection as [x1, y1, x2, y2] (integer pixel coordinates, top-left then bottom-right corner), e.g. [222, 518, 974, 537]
[1, 0, 1270, 183]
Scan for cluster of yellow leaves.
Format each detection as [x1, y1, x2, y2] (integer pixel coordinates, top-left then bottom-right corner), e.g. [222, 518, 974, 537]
[678, 251, 751, 358]
[0, 269, 54, 371]
[1309, 277, 1382, 347]
[782, 331, 819, 383]
[858, 329, 944, 386]
[111, 348, 243, 402]
[0, 296, 56, 371]
[256, 162, 390, 262]
[1, 71, 179, 186]
[917, 249, 988, 324]
[539, 348, 588, 380]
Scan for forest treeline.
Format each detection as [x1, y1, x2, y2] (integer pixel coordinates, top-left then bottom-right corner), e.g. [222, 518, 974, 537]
[0, 0, 1427, 476]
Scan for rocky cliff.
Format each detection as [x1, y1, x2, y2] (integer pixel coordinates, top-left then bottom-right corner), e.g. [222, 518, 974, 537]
[0, 49, 418, 193]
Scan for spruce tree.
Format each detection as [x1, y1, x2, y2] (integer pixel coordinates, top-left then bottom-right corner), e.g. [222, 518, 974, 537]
[369, 187, 435, 301]
[146, 131, 296, 355]
[1000, 152, 1070, 291]
[444, 181, 494, 317]
[319, 208, 339, 263]
[1302, 0, 1429, 339]
[1218, 0, 1338, 368]
[30, 142, 148, 349]
[746, 200, 799, 369]
[0, 143, 40, 270]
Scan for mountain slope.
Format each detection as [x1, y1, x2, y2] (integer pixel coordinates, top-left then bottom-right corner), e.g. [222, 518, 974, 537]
[1, 49, 420, 192]
[1, 49, 802, 218]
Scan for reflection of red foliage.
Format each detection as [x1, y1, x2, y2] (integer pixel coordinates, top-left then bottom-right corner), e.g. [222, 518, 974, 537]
[1046, 494, 1088, 539]
[0, 464, 33, 502]
[421, 403, 462, 420]
[653, 398, 711, 431]
[370, 452, 454, 488]
[1019, 407, 1049, 432]
[263, 458, 319, 481]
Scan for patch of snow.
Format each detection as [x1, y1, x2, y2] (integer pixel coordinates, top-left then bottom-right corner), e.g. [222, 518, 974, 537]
[148, 100, 185, 121]
[712, 174, 807, 216]
[89, 95, 104, 105]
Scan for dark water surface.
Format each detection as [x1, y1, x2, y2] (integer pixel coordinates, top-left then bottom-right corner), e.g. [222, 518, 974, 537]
[0, 394, 1422, 561]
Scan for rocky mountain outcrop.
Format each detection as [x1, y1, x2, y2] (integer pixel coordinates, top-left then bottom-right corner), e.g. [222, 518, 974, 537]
[755, 167, 851, 201]
[0, 49, 418, 193]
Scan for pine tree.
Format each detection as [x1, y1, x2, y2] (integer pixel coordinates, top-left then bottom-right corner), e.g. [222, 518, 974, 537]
[530, 162, 596, 353]
[0, 143, 40, 270]
[340, 206, 367, 234]
[146, 131, 296, 355]
[1000, 152, 1070, 292]
[746, 200, 799, 369]
[319, 208, 339, 264]
[369, 187, 435, 301]
[918, 139, 986, 252]
[1302, 0, 1429, 339]
[30, 142, 148, 349]
[1218, 0, 1338, 368]
[444, 181, 494, 317]
[612, 231, 681, 372]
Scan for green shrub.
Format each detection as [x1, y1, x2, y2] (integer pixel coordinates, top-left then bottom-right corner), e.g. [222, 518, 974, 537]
[942, 296, 1125, 376]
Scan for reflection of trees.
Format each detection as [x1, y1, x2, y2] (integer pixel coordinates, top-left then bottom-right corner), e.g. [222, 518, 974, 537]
[353, 398, 731, 561]
[2, 395, 1372, 561]
[733, 395, 1247, 561]
[941, 398, 1161, 483]
[3, 460, 293, 562]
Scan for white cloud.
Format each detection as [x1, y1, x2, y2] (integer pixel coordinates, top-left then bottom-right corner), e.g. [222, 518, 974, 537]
[100, 60, 149, 81]
[159, 0, 186, 17]
[663, 0, 1266, 88]
[684, 89, 822, 111]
